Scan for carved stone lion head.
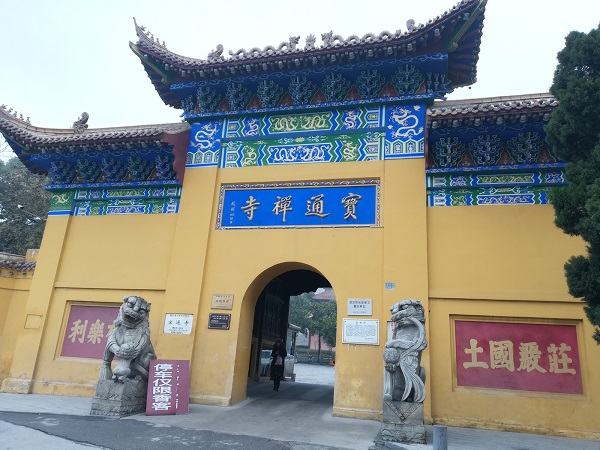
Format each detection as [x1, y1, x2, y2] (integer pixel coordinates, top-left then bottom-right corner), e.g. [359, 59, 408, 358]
[118, 295, 151, 328]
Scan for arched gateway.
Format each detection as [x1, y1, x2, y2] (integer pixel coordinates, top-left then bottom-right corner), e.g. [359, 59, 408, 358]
[1, 0, 599, 439]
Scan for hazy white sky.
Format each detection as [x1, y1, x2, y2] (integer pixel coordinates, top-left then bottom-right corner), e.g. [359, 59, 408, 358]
[0, 0, 599, 131]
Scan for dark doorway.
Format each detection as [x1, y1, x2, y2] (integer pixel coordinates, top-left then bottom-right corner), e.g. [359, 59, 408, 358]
[248, 269, 331, 382]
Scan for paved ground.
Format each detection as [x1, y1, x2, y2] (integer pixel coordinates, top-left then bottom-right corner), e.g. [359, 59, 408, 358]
[0, 364, 599, 449]
[294, 361, 335, 385]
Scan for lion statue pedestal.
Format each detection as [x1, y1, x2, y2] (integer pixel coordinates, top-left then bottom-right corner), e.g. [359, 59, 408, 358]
[372, 299, 428, 448]
[90, 296, 156, 417]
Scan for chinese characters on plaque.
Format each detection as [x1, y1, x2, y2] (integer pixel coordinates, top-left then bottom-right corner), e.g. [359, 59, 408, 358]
[218, 181, 379, 228]
[146, 360, 190, 415]
[342, 318, 379, 345]
[211, 294, 234, 310]
[61, 305, 120, 359]
[164, 314, 194, 334]
[347, 298, 373, 316]
[455, 320, 583, 394]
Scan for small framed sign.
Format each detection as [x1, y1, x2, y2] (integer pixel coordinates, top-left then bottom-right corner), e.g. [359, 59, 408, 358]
[342, 318, 379, 345]
[347, 298, 372, 316]
[211, 294, 234, 310]
[208, 313, 231, 330]
[164, 314, 194, 334]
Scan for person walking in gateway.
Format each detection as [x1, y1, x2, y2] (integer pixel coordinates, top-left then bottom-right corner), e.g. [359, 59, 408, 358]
[270, 338, 287, 391]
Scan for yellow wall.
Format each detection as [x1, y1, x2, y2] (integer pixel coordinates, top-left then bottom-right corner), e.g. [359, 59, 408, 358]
[2, 155, 599, 439]
[427, 205, 599, 439]
[140, 157, 429, 419]
[1, 214, 176, 394]
[29, 287, 165, 396]
[55, 215, 177, 290]
[0, 276, 31, 382]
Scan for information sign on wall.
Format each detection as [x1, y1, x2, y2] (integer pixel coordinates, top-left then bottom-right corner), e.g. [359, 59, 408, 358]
[60, 304, 119, 359]
[342, 318, 379, 345]
[211, 294, 234, 310]
[455, 319, 583, 394]
[146, 359, 190, 415]
[208, 313, 231, 330]
[347, 298, 372, 316]
[164, 314, 194, 334]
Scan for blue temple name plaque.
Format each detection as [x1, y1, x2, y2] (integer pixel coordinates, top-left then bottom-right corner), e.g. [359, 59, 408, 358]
[217, 180, 380, 229]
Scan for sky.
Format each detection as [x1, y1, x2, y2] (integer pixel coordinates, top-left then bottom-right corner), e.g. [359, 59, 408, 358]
[0, 0, 599, 136]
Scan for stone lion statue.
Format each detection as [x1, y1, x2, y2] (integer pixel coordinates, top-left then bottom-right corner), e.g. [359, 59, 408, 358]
[383, 299, 427, 402]
[99, 296, 156, 382]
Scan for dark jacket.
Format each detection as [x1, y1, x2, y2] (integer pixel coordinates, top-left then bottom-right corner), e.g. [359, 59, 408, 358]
[270, 343, 287, 378]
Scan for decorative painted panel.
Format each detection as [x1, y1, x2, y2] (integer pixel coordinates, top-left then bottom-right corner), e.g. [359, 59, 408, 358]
[427, 171, 565, 188]
[35, 148, 177, 185]
[454, 319, 583, 395]
[172, 53, 448, 119]
[428, 124, 558, 169]
[427, 187, 550, 207]
[216, 179, 380, 229]
[223, 107, 383, 139]
[384, 104, 425, 159]
[49, 191, 75, 216]
[222, 133, 384, 168]
[74, 198, 179, 216]
[187, 121, 225, 168]
[49, 184, 182, 216]
[187, 104, 426, 169]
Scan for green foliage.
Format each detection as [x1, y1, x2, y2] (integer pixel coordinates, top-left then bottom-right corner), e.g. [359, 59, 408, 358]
[289, 292, 337, 347]
[0, 157, 51, 254]
[546, 24, 600, 343]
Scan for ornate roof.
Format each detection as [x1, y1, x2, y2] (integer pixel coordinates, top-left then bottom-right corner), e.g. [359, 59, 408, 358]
[429, 93, 556, 118]
[426, 93, 560, 172]
[0, 104, 189, 175]
[0, 252, 36, 274]
[131, 0, 487, 116]
[0, 258, 36, 272]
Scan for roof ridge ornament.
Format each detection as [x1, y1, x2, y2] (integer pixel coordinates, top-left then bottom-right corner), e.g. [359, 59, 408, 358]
[228, 36, 301, 59]
[133, 17, 167, 49]
[0, 104, 31, 124]
[227, 29, 405, 60]
[72, 112, 89, 134]
[208, 44, 224, 63]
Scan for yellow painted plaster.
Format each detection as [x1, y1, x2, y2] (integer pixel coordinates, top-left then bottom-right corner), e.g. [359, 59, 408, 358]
[427, 205, 599, 439]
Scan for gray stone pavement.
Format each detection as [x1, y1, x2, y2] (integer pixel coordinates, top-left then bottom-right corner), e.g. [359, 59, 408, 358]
[0, 364, 598, 449]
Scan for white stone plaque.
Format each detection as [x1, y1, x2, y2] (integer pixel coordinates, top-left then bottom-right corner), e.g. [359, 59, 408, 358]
[342, 318, 379, 345]
[211, 294, 234, 310]
[347, 298, 373, 316]
[164, 313, 194, 334]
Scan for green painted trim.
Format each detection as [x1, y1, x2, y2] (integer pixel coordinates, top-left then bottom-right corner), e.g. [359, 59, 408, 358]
[443, 0, 487, 52]
[129, 42, 175, 84]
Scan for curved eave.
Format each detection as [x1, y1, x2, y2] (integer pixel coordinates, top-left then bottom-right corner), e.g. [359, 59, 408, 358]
[428, 93, 557, 119]
[0, 108, 189, 174]
[130, 42, 182, 109]
[133, 0, 486, 105]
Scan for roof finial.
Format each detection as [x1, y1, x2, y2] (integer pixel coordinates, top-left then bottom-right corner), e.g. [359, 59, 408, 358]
[72, 112, 89, 134]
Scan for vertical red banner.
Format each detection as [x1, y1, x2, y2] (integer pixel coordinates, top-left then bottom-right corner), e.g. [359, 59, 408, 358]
[455, 320, 583, 394]
[60, 305, 120, 359]
[146, 359, 190, 415]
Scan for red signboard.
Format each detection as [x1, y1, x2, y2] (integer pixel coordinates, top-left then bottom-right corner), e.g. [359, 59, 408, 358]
[60, 305, 119, 359]
[146, 360, 190, 415]
[455, 320, 583, 395]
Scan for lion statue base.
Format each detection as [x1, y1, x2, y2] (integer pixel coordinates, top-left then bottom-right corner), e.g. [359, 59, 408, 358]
[91, 296, 156, 416]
